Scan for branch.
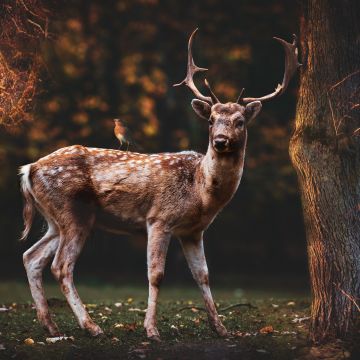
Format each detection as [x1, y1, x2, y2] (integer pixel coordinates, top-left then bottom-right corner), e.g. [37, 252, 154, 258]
[218, 303, 258, 312]
[330, 70, 360, 91]
[178, 303, 257, 313]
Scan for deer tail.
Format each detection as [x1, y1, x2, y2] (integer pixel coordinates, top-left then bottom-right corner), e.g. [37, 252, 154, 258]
[19, 164, 35, 241]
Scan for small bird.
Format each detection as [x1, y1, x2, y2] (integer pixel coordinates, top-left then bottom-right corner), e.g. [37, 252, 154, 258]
[113, 119, 129, 149]
[113, 118, 143, 151]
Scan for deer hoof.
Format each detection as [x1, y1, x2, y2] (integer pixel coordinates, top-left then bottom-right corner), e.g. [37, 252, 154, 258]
[46, 323, 61, 337]
[149, 334, 161, 342]
[213, 322, 228, 337]
[85, 322, 104, 337]
[146, 326, 161, 341]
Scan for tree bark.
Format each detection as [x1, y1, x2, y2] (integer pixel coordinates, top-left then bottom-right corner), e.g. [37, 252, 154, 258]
[289, 0, 360, 343]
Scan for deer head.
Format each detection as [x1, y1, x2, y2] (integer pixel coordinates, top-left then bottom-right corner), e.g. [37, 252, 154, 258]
[174, 28, 301, 154]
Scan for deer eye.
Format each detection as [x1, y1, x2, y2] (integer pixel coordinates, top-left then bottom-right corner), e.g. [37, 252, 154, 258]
[237, 119, 245, 128]
[208, 117, 214, 126]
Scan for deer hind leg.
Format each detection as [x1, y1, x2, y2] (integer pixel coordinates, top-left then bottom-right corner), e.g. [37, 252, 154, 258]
[23, 220, 60, 336]
[51, 214, 103, 337]
[180, 233, 228, 337]
[144, 222, 171, 341]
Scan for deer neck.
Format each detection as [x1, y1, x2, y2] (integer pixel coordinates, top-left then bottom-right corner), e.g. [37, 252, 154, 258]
[197, 135, 247, 210]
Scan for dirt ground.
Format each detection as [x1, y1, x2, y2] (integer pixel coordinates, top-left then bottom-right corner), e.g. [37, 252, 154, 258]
[0, 282, 358, 359]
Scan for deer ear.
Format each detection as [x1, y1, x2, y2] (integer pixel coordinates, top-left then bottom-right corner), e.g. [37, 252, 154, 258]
[191, 99, 211, 120]
[245, 101, 262, 124]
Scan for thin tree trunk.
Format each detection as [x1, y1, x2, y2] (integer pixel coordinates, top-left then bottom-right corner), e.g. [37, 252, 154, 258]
[289, 0, 360, 343]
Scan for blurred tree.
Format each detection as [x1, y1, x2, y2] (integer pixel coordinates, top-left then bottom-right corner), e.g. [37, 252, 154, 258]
[290, 0, 360, 343]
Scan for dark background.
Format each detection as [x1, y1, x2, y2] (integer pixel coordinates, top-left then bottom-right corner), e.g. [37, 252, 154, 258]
[0, 0, 307, 288]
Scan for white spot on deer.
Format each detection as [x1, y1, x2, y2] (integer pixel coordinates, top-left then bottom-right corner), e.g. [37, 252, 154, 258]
[154, 159, 161, 164]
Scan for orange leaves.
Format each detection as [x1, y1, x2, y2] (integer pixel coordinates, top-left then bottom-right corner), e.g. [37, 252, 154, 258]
[0, 55, 38, 126]
[259, 325, 274, 334]
[139, 96, 159, 137]
[114, 322, 137, 332]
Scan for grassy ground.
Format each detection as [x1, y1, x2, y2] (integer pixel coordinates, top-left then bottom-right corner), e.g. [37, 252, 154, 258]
[0, 281, 358, 359]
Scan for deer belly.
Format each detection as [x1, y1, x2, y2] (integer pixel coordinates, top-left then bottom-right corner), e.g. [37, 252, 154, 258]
[95, 208, 147, 235]
[171, 211, 216, 236]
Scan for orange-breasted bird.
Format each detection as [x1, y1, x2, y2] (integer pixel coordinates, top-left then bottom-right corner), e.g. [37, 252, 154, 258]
[114, 119, 128, 147]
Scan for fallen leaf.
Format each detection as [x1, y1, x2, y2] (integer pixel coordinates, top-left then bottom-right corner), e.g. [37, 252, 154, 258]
[256, 349, 268, 353]
[111, 337, 120, 342]
[0, 307, 9, 312]
[124, 323, 137, 332]
[24, 338, 35, 345]
[271, 304, 279, 308]
[281, 331, 297, 335]
[114, 302, 123, 307]
[190, 307, 199, 313]
[259, 325, 274, 334]
[291, 316, 310, 323]
[0, 344, 5, 350]
[46, 336, 74, 344]
[287, 301, 296, 306]
[114, 323, 124, 328]
[128, 308, 146, 312]
[233, 331, 245, 337]
[85, 304, 97, 309]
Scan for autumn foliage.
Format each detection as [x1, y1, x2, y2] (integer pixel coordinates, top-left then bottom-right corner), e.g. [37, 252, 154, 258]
[0, 0, 54, 126]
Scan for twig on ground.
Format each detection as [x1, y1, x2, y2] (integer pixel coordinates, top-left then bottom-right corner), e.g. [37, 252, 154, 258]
[219, 303, 258, 312]
[178, 306, 206, 312]
[178, 303, 257, 313]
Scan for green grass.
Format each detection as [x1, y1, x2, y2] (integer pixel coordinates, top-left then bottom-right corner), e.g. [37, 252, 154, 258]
[0, 281, 357, 359]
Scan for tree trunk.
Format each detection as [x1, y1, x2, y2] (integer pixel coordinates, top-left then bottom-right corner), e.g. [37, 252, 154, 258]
[289, 0, 360, 343]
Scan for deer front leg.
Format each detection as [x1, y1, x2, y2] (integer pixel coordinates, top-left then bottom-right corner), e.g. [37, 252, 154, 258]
[180, 233, 228, 337]
[144, 222, 171, 341]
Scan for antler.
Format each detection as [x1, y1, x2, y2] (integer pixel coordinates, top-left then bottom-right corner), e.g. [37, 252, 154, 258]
[174, 28, 219, 104]
[239, 34, 302, 104]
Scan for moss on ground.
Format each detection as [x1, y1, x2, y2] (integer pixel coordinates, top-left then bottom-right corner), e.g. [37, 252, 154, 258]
[0, 282, 358, 359]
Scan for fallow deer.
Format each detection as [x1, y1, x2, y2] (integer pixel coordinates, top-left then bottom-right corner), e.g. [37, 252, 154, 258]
[19, 29, 300, 340]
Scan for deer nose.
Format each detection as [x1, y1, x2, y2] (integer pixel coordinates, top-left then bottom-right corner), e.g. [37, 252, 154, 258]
[213, 137, 229, 152]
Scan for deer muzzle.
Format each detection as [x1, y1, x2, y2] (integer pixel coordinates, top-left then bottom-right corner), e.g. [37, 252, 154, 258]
[213, 136, 230, 153]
